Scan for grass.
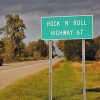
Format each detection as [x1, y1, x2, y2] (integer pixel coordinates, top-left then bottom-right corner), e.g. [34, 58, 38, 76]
[0, 60, 100, 100]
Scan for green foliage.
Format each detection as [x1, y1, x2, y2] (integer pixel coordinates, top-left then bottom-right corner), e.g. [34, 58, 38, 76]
[0, 14, 26, 61]
[36, 39, 48, 57]
[26, 40, 49, 59]
[2, 37, 13, 62]
[0, 27, 5, 34]
[26, 41, 37, 57]
[62, 36, 100, 60]
[0, 14, 50, 62]
[85, 39, 97, 60]
[64, 40, 82, 60]
[34, 51, 41, 60]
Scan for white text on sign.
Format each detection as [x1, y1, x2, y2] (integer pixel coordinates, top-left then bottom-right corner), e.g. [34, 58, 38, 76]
[47, 20, 87, 27]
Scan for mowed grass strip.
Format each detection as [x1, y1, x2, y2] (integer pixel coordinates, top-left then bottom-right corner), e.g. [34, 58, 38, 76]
[0, 60, 100, 100]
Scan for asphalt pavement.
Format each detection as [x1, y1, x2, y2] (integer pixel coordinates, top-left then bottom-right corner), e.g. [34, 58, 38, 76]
[0, 58, 60, 90]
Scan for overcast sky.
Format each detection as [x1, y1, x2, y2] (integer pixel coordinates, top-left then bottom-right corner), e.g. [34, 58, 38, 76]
[0, 0, 100, 43]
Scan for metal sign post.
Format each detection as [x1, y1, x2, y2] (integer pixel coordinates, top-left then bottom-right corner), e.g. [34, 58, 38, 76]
[49, 40, 52, 100]
[82, 39, 86, 100]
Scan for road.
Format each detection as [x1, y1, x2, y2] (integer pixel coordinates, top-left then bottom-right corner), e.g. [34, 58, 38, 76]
[0, 58, 60, 90]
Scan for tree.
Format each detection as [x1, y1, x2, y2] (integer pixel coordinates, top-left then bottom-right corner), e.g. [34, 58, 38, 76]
[85, 39, 97, 60]
[1, 37, 13, 62]
[26, 40, 49, 59]
[57, 40, 65, 51]
[95, 50, 100, 60]
[26, 42, 37, 57]
[64, 38, 99, 61]
[94, 36, 100, 50]
[64, 40, 82, 60]
[0, 27, 5, 34]
[0, 14, 26, 60]
[94, 36, 100, 60]
[36, 39, 48, 57]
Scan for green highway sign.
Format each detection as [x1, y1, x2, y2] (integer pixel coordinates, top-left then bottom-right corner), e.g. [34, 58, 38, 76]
[41, 15, 93, 40]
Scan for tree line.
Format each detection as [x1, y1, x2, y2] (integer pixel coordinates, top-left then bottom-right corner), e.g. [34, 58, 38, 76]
[0, 14, 49, 62]
[57, 36, 100, 61]
[1, 14, 99, 62]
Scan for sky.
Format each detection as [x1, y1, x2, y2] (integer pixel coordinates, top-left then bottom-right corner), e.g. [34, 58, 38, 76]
[0, 0, 100, 44]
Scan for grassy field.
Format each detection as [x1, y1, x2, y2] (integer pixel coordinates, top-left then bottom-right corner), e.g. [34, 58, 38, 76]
[0, 60, 100, 100]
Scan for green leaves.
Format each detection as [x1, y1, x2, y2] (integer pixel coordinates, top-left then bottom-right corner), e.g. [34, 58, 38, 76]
[0, 14, 26, 61]
[62, 37, 100, 61]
